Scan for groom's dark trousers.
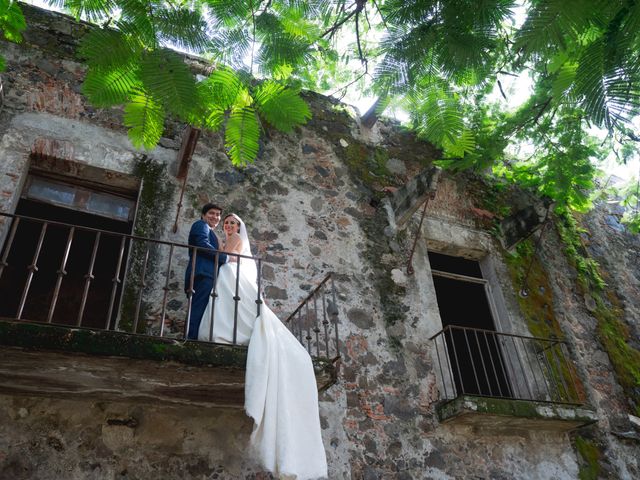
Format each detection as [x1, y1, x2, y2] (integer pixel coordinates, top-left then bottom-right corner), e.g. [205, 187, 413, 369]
[184, 219, 226, 340]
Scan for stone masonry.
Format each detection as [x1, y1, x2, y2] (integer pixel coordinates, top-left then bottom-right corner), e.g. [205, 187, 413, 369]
[0, 5, 638, 479]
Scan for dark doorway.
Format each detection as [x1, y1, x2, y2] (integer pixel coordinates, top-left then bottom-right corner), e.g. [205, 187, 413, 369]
[0, 163, 138, 329]
[429, 251, 512, 398]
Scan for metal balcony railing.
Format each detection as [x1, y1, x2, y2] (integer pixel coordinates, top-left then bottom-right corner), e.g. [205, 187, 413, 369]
[431, 325, 583, 405]
[0, 212, 340, 360]
[285, 274, 340, 361]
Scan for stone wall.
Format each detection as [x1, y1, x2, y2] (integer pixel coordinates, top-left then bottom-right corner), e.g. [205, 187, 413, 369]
[0, 5, 638, 479]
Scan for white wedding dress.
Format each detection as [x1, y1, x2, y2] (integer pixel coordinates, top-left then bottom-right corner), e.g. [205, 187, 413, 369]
[198, 217, 328, 480]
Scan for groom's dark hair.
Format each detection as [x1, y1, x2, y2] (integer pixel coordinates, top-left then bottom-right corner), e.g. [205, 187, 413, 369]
[201, 203, 222, 216]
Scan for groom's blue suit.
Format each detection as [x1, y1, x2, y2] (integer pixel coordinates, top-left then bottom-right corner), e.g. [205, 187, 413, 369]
[184, 219, 227, 339]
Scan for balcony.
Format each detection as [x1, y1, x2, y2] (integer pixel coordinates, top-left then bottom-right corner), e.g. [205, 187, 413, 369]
[0, 212, 340, 407]
[431, 325, 597, 432]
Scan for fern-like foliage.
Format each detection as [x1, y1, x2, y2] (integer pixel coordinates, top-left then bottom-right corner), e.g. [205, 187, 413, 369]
[71, 0, 312, 162]
[47, 0, 115, 22]
[377, 0, 514, 91]
[124, 88, 165, 149]
[254, 81, 311, 132]
[23, 0, 639, 198]
[0, 0, 26, 71]
[371, 1, 515, 158]
[153, 7, 210, 52]
[82, 65, 139, 106]
[0, 0, 26, 43]
[407, 84, 464, 146]
[225, 107, 260, 166]
[79, 29, 142, 70]
[188, 67, 244, 129]
[209, 26, 253, 69]
[205, 0, 253, 25]
[204, 68, 245, 107]
[139, 49, 197, 117]
[516, 0, 640, 132]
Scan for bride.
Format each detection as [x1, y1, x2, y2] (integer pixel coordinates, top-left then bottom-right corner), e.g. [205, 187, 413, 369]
[199, 214, 328, 480]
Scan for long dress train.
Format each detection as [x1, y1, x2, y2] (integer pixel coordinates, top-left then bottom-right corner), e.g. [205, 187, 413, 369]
[199, 248, 327, 479]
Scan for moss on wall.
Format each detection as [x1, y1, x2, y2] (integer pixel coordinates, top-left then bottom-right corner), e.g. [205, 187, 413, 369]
[573, 436, 602, 480]
[504, 240, 564, 339]
[503, 239, 585, 403]
[340, 142, 397, 198]
[0, 319, 247, 366]
[359, 211, 408, 330]
[120, 156, 175, 333]
[556, 212, 640, 416]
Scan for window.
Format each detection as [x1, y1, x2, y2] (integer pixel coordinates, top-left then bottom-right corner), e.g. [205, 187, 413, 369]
[24, 176, 135, 222]
[429, 251, 512, 398]
[0, 158, 139, 328]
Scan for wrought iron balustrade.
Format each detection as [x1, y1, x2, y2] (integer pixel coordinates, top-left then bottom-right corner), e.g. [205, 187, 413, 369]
[285, 273, 341, 362]
[0, 211, 340, 359]
[431, 325, 583, 405]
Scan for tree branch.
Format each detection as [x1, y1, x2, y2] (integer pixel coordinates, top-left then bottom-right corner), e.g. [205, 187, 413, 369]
[497, 79, 507, 101]
[355, 8, 365, 64]
[532, 97, 552, 124]
[497, 70, 519, 77]
[250, 0, 256, 76]
[321, 0, 367, 39]
[329, 62, 369, 100]
[371, 0, 388, 28]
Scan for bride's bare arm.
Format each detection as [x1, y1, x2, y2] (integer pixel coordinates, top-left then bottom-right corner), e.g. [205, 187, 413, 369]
[223, 233, 243, 261]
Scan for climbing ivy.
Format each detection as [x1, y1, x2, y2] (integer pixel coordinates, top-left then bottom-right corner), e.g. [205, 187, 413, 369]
[556, 211, 640, 415]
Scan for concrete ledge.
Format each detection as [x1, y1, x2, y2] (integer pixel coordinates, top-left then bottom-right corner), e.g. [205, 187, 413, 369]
[0, 319, 337, 407]
[437, 395, 598, 433]
[0, 317, 248, 367]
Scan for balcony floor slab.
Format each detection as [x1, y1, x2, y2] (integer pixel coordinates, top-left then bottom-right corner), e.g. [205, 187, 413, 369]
[437, 395, 598, 433]
[0, 319, 337, 407]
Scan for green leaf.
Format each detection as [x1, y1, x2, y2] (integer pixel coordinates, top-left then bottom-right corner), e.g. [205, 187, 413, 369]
[621, 211, 640, 233]
[225, 107, 260, 166]
[552, 62, 578, 99]
[82, 65, 139, 106]
[254, 81, 311, 133]
[202, 106, 225, 131]
[257, 27, 314, 76]
[200, 67, 245, 109]
[139, 49, 196, 118]
[409, 86, 464, 146]
[442, 129, 476, 157]
[116, 0, 158, 48]
[47, 0, 115, 22]
[0, 0, 26, 43]
[515, 0, 591, 59]
[209, 27, 252, 69]
[273, 63, 293, 81]
[124, 89, 165, 149]
[79, 29, 142, 70]
[205, 0, 252, 25]
[154, 7, 210, 53]
[187, 80, 227, 131]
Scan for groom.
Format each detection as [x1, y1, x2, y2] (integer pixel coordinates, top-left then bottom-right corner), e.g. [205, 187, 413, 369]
[184, 203, 227, 340]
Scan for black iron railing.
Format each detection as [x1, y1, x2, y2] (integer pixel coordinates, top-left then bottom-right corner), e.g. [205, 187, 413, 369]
[285, 274, 341, 361]
[0, 212, 340, 359]
[430, 325, 583, 405]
